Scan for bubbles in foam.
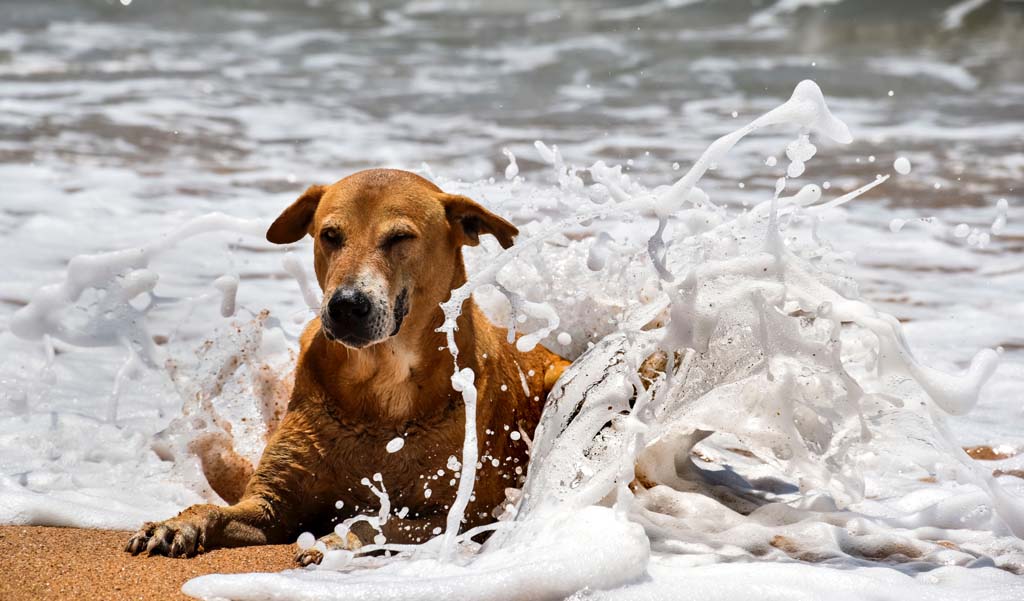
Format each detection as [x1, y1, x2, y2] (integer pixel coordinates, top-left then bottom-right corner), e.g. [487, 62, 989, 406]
[992, 198, 1009, 235]
[213, 274, 239, 318]
[502, 148, 519, 180]
[297, 532, 315, 550]
[587, 232, 614, 271]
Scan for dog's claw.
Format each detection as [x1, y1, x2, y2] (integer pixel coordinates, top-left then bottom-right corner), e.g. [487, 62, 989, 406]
[125, 522, 156, 555]
[145, 526, 168, 554]
[125, 520, 201, 558]
[169, 535, 185, 557]
[125, 533, 144, 555]
[172, 526, 199, 557]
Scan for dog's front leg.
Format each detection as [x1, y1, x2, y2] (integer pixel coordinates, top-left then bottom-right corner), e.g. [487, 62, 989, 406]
[124, 496, 282, 557]
[126, 409, 327, 557]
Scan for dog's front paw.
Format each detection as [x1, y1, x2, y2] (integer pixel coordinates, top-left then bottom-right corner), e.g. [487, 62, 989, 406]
[125, 516, 206, 558]
[295, 531, 363, 566]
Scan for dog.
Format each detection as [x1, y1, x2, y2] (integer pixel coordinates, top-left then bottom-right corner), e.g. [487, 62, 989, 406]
[125, 168, 570, 564]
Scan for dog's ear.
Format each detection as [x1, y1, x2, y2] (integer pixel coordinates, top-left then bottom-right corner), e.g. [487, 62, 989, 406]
[267, 185, 325, 244]
[441, 194, 518, 249]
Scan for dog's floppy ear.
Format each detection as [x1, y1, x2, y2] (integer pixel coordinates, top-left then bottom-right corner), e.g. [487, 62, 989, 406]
[441, 193, 518, 249]
[267, 184, 325, 244]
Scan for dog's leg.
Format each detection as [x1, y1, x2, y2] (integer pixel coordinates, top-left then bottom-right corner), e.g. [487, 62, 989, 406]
[124, 497, 282, 557]
[126, 409, 329, 557]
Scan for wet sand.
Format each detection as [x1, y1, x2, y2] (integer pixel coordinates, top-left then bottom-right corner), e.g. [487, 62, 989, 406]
[0, 526, 296, 601]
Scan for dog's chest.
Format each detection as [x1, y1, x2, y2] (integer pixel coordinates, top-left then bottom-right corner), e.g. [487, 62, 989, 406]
[326, 422, 465, 508]
[335, 346, 424, 421]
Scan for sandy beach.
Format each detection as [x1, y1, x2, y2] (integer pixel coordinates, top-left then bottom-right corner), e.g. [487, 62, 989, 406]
[0, 526, 295, 600]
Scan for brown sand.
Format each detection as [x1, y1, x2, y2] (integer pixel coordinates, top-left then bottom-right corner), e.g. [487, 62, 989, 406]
[0, 526, 296, 601]
[964, 445, 1019, 461]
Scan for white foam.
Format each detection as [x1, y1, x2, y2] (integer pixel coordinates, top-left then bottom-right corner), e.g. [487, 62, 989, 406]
[184, 506, 650, 601]
[942, 0, 991, 31]
[502, 147, 519, 180]
[297, 532, 315, 550]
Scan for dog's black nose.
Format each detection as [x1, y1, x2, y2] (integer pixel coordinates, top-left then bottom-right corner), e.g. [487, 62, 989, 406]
[328, 288, 372, 321]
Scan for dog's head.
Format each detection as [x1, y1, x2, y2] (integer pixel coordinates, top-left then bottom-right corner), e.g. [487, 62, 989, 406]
[267, 169, 518, 349]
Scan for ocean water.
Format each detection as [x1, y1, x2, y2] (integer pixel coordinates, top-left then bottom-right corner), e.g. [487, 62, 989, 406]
[1, 1, 1023, 600]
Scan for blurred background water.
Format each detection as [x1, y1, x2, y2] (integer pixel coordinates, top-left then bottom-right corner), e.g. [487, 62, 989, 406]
[0, 0, 1021, 447]
[2, 0, 1022, 187]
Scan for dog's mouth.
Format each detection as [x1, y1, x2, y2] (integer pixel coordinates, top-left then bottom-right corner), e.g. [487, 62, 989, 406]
[390, 288, 409, 336]
[322, 327, 374, 348]
[322, 287, 410, 348]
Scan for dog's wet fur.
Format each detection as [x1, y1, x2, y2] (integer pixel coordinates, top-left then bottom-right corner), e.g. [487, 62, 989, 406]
[126, 169, 570, 563]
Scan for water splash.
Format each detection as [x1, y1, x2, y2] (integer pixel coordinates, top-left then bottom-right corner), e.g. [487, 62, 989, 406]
[8, 80, 1024, 600]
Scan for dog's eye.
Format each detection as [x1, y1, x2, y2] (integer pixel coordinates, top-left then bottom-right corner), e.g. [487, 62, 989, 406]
[382, 232, 415, 249]
[319, 228, 344, 247]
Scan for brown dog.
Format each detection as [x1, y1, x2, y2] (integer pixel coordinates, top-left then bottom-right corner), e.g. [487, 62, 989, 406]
[125, 169, 570, 563]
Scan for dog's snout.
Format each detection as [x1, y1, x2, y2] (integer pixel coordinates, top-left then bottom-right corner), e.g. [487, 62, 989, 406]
[329, 288, 372, 321]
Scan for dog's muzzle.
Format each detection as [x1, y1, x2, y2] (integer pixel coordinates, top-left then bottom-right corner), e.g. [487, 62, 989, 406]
[322, 286, 409, 348]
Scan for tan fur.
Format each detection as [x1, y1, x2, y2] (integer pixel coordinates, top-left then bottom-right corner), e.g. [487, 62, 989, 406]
[126, 169, 570, 562]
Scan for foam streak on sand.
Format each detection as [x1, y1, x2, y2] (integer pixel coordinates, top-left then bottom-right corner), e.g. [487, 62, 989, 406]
[8, 81, 1024, 600]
